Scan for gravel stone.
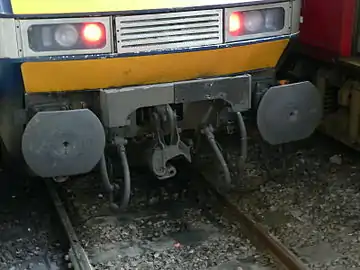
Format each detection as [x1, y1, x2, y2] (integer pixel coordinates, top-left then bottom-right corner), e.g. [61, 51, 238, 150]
[0, 172, 66, 270]
[225, 130, 360, 269]
[64, 170, 276, 270]
[4, 126, 359, 269]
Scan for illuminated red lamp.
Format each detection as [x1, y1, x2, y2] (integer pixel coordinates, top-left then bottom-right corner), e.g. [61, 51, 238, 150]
[229, 11, 243, 36]
[81, 23, 104, 43]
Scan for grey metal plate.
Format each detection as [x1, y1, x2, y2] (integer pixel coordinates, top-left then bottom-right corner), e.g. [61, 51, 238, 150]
[115, 9, 223, 53]
[174, 75, 251, 111]
[257, 81, 323, 145]
[100, 75, 251, 128]
[22, 109, 105, 178]
[100, 84, 174, 128]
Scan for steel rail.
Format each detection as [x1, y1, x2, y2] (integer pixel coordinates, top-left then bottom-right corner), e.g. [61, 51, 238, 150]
[197, 171, 308, 270]
[46, 180, 93, 270]
[45, 161, 307, 270]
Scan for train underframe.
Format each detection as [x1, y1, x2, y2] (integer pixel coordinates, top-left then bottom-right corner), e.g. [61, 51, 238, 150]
[0, 67, 322, 210]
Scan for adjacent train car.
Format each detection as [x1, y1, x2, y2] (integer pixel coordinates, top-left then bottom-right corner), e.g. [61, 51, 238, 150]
[0, 0, 321, 208]
[280, 0, 360, 149]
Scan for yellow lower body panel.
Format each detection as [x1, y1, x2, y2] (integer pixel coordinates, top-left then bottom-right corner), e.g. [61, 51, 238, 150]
[21, 39, 289, 93]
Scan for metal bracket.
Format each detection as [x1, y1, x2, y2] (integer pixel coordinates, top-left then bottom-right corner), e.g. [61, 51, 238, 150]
[150, 105, 191, 179]
[151, 142, 191, 179]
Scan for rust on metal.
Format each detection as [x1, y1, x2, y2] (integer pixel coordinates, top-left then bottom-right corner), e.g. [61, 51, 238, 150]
[216, 192, 307, 270]
[197, 172, 308, 270]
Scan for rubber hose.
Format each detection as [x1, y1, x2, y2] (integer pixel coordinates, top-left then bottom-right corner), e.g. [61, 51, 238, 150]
[118, 144, 131, 210]
[236, 112, 248, 163]
[203, 127, 232, 186]
[100, 155, 119, 211]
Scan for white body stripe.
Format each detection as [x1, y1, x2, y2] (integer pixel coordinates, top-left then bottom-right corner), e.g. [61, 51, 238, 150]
[0, 19, 20, 58]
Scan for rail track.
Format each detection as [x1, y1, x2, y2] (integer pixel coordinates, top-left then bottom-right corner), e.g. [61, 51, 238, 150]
[45, 133, 310, 270]
[194, 179, 307, 270]
[3, 131, 357, 270]
[0, 171, 67, 270]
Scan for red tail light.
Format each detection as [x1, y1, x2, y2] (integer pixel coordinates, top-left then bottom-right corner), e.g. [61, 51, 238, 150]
[226, 7, 286, 41]
[229, 12, 243, 36]
[27, 22, 107, 52]
[82, 23, 104, 43]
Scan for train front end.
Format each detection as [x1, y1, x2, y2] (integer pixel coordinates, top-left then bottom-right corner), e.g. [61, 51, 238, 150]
[0, 0, 321, 193]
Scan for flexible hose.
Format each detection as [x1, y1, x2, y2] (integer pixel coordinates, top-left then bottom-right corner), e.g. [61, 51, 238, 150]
[100, 154, 118, 211]
[166, 105, 176, 145]
[100, 144, 131, 211]
[203, 126, 232, 186]
[100, 155, 113, 193]
[117, 144, 131, 210]
[236, 112, 248, 164]
[194, 105, 215, 154]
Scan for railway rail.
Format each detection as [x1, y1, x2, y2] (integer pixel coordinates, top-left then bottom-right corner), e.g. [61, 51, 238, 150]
[46, 180, 92, 270]
[194, 179, 307, 270]
[233, 134, 360, 269]
[46, 139, 309, 270]
[0, 171, 67, 270]
[2, 131, 358, 270]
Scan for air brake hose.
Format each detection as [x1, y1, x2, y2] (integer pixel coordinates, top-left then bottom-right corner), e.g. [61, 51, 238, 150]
[236, 111, 248, 165]
[202, 125, 232, 186]
[100, 140, 131, 211]
[117, 143, 131, 210]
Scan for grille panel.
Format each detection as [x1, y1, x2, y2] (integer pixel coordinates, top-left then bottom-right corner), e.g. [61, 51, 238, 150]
[115, 10, 223, 53]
